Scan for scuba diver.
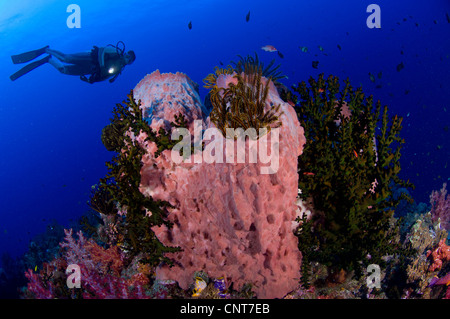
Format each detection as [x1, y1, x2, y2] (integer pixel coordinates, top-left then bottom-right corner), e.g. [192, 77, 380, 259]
[10, 41, 135, 83]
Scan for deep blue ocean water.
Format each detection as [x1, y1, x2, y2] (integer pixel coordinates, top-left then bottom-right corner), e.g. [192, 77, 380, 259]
[0, 0, 449, 285]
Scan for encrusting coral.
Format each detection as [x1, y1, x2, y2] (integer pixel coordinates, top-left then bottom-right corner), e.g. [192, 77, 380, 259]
[396, 211, 447, 297]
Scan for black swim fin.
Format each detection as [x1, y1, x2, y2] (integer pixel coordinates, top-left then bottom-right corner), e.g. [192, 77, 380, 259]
[11, 45, 49, 64]
[10, 55, 51, 81]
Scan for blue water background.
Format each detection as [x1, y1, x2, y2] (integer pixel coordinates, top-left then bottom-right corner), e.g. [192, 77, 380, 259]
[0, 0, 449, 260]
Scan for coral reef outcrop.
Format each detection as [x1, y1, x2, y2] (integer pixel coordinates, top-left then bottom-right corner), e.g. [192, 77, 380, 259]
[133, 70, 305, 298]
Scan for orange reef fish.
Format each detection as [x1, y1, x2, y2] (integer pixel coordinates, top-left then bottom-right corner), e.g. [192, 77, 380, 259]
[261, 45, 278, 52]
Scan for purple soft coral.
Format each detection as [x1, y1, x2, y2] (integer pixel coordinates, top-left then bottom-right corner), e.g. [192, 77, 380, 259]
[23, 229, 152, 299]
[430, 183, 450, 231]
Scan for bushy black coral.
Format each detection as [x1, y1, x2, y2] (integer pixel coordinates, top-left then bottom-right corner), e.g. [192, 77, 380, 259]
[93, 90, 186, 266]
[292, 74, 413, 282]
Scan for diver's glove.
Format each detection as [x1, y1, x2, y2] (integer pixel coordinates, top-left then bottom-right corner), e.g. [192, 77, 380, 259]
[109, 73, 119, 83]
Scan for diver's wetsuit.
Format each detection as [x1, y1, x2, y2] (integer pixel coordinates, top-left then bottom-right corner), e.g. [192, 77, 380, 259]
[10, 44, 134, 83]
[46, 46, 125, 83]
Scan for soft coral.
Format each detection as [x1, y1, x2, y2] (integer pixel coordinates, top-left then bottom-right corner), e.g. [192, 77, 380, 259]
[23, 229, 152, 299]
[427, 239, 450, 272]
[430, 183, 450, 231]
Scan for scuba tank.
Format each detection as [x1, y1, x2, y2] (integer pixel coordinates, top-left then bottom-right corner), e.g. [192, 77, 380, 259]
[107, 41, 126, 57]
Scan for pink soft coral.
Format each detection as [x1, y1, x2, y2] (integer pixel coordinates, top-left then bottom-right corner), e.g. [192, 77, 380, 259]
[427, 239, 450, 272]
[23, 229, 152, 299]
[430, 183, 450, 231]
[61, 229, 151, 299]
[24, 268, 58, 299]
[23, 256, 70, 299]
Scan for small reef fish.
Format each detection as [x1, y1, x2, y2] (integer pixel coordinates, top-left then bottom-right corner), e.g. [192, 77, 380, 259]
[303, 172, 315, 176]
[188, 21, 192, 30]
[337, 44, 342, 51]
[312, 61, 319, 69]
[300, 46, 308, 53]
[318, 88, 325, 93]
[261, 45, 278, 52]
[287, 100, 295, 107]
[396, 62, 404, 72]
[318, 45, 324, 52]
[377, 71, 382, 79]
[369, 73, 375, 83]
[446, 12, 450, 23]
[246, 11, 250, 22]
[353, 150, 358, 158]
[261, 45, 284, 58]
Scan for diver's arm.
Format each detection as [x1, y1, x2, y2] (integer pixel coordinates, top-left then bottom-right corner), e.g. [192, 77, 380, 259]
[80, 75, 90, 83]
[109, 72, 120, 83]
[108, 61, 125, 83]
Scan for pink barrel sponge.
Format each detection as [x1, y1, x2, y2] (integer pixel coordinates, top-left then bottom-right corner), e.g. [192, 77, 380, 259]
[133, 70, 306, 298]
